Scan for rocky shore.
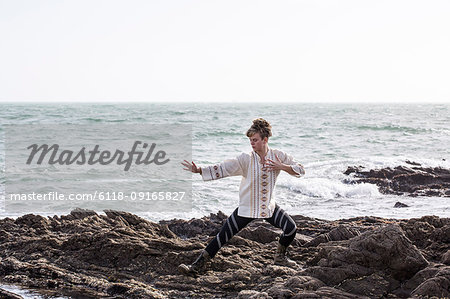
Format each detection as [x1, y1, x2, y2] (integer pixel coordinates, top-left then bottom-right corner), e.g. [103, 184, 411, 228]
[344, 162, 450, 197]
[0, 207, 449, 298]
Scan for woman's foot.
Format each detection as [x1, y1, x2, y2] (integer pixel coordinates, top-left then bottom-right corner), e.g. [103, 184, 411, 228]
[178, 250, 211, 276]
[274, 243, 297, 267]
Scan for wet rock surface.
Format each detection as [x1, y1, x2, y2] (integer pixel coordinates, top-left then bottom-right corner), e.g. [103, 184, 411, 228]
[344, 163, 450, 197]
[0, 287, 24, 299]
[0, 208, 449, 298]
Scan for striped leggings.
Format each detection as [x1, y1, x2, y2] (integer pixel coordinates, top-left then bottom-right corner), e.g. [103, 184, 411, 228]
[205, 204, 297, 258]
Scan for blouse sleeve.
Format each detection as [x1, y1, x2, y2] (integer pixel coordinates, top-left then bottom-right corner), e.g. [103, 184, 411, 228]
[201, 155, 244, 181]
[275, 150, 305, 178]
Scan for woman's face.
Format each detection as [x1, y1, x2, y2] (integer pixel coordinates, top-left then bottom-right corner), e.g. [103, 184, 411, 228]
[249, 133, 267, 151]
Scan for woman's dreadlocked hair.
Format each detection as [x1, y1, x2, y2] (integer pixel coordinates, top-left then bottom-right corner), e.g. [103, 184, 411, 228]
[246, 118, 272, 140]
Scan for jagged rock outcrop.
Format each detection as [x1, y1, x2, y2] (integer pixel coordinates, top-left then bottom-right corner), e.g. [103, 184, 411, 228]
[344, 163, 450, 197]
[0, 208, 448, 298]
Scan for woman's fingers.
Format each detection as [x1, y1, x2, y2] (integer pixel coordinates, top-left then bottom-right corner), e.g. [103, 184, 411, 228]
[265, 159, 276, 166]
[181, 160, 193, 172]
[264, 158, 283, 172]
[182, 160, 199, 173]
[264, 160, 274, 171]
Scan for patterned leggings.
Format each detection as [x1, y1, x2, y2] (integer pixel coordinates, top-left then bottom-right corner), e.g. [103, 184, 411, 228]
[205, 204, 297, 258]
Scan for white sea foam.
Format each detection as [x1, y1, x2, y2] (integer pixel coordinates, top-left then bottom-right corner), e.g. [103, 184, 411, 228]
[278, 178, 380, 199]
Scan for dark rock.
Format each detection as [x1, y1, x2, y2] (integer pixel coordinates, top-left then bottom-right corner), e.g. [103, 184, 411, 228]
[292, 286, 370, 299]
[283, 275, 325, 291]
[237, 224, 280, 244]
[406, 160, 422, 166]
[266, 282, 295, 298]
[159, 211, 228, 239]
[304, 225, 360, 247]
[442, 250, 450, 265]
[14, 214, 49, 229]
[69, 208, 98, 219]
[344, 164, 450, 197]
[411, 266, 450, 298]
[237, 290, 270, 298]
[0, 209, 448, 298]
[400, 216, 450, 262]
[338, 272, 391, 298]
[404, 265, 443, 294]
[343, 166, 365, 175]
[303, 224, 428, 297]
[349, 225, 428, 280]
[394, 201, 409, 208]
[0, 287, 23, 299]
[106, 282, 131, 295]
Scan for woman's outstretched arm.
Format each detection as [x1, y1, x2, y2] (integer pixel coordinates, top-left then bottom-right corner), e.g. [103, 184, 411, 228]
[181, 154, 246, 181]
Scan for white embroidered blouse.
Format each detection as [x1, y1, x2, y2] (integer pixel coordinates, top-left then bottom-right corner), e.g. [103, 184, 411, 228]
[201, 148, 305, 218]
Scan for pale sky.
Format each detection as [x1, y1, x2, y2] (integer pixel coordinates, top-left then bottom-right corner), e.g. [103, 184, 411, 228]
[0, 0, 449, 103]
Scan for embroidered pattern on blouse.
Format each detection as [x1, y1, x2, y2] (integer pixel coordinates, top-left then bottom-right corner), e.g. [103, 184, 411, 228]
[253, 152, 259, 218]
[251, 155, 256, 218]
[209, 164, 224, 180]
[253, 150, 273, 218]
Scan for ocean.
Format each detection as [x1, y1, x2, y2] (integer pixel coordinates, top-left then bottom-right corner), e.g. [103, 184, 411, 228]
[0, 102, 449, 222]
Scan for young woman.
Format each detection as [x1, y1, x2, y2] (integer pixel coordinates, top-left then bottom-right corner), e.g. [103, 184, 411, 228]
[178, 118, 305, 276]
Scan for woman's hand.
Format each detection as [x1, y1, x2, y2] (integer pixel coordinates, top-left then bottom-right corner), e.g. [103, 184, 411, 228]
[264, 155, 286, 172]
[181, 160, 202, 174]
[265, 155, 299, 176]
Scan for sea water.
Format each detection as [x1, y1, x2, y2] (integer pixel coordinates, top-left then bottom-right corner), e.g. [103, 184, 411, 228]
[0, 102, 449, 221]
